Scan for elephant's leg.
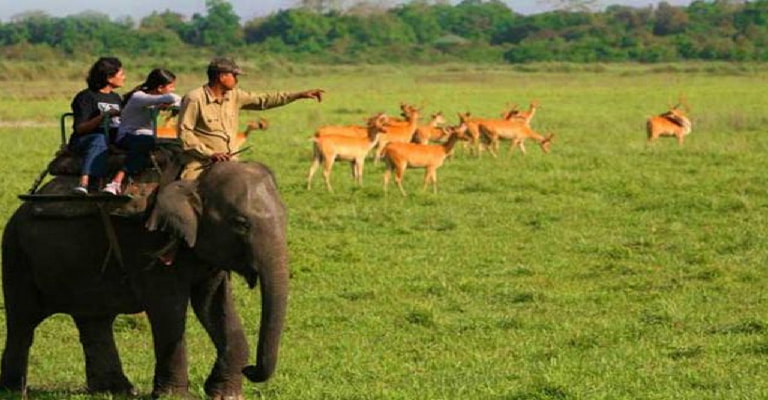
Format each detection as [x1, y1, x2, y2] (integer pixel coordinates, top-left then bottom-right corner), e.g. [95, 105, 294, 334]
[72, 315, 135, 395]
[144, 284, 191, 398]
[0, 312, 46, 392]
[0, 254, 48, 392]
[191, 271, 248, 398]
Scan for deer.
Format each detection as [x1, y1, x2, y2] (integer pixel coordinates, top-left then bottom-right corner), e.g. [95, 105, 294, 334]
[382, 123, 468, 196]
[232, 117, 269, 150]
[502, 100, 539, 126]
[457, 104, 528, 157]
[384, 102, 419, 127]
[413, 112, 448, 144]
[646, 102, 692, 145]
[478, 118, 554, 157]
[307, 113, 388, 192]
[314, 118, 372, 139]
[312, 105, 417, 140]
[374, 105, 421, 161]
[155, 113, 268, 147]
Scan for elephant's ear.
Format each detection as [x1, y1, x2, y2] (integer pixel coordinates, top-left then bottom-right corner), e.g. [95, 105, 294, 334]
[145, 180, 202, 247]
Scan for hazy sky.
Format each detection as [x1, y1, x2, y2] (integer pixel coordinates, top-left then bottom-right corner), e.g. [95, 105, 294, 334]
[0, 0, 693, 22]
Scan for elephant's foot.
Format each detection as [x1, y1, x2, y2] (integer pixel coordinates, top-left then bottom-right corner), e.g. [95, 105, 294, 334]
[86, 370, 136, 397]
[0, 373, 25, 392]
[152, 385, 192, 399]
[204, 378, 243, 400]
[210, 394, 245, 400]
[88, 380, 138, 397]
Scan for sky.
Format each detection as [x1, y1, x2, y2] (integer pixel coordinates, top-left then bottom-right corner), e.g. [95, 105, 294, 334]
[0, 0, 694, 22]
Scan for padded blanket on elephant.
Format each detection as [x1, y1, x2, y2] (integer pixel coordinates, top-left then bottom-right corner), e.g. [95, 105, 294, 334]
[29, 176, 158, 219]
[28, 142, 183, 219]
[48, 141, 180, 176]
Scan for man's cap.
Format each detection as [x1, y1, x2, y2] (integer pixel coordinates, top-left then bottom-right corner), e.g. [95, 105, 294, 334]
[208, 57, 243, 75]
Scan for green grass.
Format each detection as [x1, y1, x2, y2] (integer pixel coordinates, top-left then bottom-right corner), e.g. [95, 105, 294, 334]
[1, 63, 768, 399]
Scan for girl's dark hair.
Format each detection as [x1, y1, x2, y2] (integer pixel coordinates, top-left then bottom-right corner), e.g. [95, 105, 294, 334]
[122, 68, 177, 107]
[86, 57, 122, 91]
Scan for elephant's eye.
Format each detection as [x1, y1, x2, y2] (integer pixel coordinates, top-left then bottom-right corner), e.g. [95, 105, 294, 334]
[232, 215, 251, 234]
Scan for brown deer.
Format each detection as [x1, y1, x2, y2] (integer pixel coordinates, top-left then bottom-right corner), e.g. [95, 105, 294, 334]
[457, 104, 525, 157]
[478, 119, 553, 157]
[232, 117, 269, 150]
[374, 105, 421, 160]
[314, 118, 372, 139]
[384, 103, 418, 127]
[647, 102, 692, 145]
[502, 100, 539, 126]
[382, 123, 468, 196]
[413, 112, 448, 144]
[307, 113, 388, 192]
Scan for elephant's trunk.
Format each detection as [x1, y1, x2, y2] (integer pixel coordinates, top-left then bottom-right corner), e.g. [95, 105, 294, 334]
[242, 245, 289, 383]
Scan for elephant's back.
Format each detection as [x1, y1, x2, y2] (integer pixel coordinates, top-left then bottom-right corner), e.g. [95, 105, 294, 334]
[5, 208, 155, 315]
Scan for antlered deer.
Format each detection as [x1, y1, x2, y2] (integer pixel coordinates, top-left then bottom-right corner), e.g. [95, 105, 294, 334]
[382, 123, 468, 196]
[647, 103, 692, 145]
[307, 113, 388, 192]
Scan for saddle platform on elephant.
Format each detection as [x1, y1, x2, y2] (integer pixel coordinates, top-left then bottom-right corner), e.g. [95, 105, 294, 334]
[22, 175, 160, 219]
[22, 142, 183, 219]
[18, 193, 133, 203]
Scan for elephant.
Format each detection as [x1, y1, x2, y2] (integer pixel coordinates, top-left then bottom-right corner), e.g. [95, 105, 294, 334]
[0, 161, 289, 399]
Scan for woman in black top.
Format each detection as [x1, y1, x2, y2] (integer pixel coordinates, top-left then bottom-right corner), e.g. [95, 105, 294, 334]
[69, 57, 125, 194]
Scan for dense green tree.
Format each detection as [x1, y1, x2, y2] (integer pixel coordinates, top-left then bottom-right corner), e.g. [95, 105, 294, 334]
[392, 2, 445, 44]
[450, 0, 517, 42]
[245, 9, 331, 53]
[4, 0, 768, 63]
[197, 0, 243, 51]
[654, 2, 689, 35]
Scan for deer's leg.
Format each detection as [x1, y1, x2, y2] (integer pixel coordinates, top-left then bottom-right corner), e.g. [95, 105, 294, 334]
[307, 157, 320, 190]
[322, 156, 335, 192]
[395, 163, 408, 197]
[518, 140, 527, 155]
[424, 167, 438, 193]
[356, 158, 365, 186]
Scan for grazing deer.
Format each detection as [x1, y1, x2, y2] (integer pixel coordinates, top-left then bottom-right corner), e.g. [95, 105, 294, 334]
[457, 104, 525, 157]
[413, 112, 448, 144]
[647, 103, 692, 145]
[478, 119, 554, 157]
[382, 123, 468, 196]
[307, 113, 388, 192]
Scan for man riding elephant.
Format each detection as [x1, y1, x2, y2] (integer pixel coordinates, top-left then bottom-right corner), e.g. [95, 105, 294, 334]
[178, 57, 324, 180]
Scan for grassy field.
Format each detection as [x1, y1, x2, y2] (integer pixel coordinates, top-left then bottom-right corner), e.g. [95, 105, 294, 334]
[1, 62, 768, 399]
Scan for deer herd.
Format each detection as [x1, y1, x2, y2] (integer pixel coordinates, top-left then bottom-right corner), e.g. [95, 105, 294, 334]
[303, 100, 558, 195]
[231, 97, 692, 196]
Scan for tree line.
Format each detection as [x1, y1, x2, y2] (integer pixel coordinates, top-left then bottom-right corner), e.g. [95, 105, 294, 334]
[1, 0, 766, 63]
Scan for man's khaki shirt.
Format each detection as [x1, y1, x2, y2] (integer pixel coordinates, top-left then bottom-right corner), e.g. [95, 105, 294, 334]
[178, 85, 295, 157]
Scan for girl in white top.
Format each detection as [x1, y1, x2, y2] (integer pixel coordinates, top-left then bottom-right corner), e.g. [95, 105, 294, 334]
[102, 68, 181, 195]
